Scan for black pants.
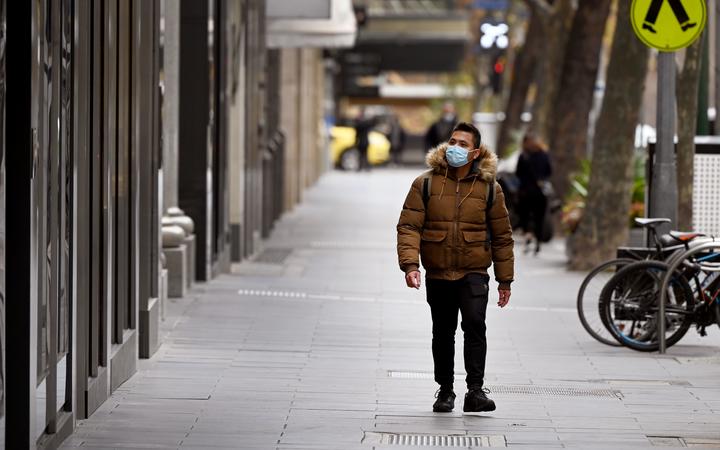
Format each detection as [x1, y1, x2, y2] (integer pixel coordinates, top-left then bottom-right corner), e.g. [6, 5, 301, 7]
[426, 273, 489, 390]
[357, 144, 369, 171]
[518, 189, 546, 242]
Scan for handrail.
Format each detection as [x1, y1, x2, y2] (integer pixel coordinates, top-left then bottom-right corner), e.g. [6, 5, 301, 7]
[658, 238, 720, 353]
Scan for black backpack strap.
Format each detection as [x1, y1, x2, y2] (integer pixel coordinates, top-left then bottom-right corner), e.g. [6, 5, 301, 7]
[422, 171, 433, 208]
[485, 178, 495, 249]
[486, 178, 495, 211]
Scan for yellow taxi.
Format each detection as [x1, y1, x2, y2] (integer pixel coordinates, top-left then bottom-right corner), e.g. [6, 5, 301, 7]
[330, 126, 391, 170]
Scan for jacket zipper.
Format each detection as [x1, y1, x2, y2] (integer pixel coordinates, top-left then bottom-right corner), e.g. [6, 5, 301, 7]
[452, 179, 461, 276]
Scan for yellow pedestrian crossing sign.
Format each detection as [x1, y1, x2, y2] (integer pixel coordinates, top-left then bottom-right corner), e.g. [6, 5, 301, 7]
[631, 0, 706, 51]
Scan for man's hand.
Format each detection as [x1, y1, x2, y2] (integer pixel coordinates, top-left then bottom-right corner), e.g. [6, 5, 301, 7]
[498, 289, 511, 308]
[405, 271, 421, 289]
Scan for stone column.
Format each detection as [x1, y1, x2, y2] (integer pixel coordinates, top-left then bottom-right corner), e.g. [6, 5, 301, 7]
[280, 48, 300, 212]
[162, 0, 180, 213]
[228, 1, 246, 262]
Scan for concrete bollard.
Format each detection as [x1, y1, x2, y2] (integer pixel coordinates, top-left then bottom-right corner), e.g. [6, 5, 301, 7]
[163, 210, 196, 289]
[162, 224, 187, 298]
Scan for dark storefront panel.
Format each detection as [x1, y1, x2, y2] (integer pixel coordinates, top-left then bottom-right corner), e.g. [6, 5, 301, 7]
[73, 0, 92, 421]
[6, 0, 33, 445]
[6, 0, 161, 446]
[133, 0, 162, 359]
[213, 0, 232, 273]
[0, 0, 6, 421]
[263, 49, 284, 238]
[243, 0, 266, 258]
[2, 0, 289, 446]
[178, 0, 213, 282]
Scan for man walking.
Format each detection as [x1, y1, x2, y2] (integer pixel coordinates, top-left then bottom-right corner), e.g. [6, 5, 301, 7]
[396, 122, 514, 413]
[354, 108, 374, 171]
[424, 102, 458, 151]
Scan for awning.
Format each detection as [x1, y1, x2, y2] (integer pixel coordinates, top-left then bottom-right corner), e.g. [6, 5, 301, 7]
[266, 0, 357, 49]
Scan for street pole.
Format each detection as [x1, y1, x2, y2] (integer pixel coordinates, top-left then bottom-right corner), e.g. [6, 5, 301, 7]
[653, 52, 678, 354]
[651, 52, 678, 238]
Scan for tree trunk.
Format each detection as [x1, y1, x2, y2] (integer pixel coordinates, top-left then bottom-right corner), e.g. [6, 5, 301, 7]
[529, 0, 574, 143]
[549, 0, 612, 202]
[496, 10, 543, 157]
[676, 33, 704, 231]
[567, 0, 649, 270]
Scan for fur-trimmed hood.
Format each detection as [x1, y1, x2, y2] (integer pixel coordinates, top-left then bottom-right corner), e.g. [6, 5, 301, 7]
[425, 143, 497, 182]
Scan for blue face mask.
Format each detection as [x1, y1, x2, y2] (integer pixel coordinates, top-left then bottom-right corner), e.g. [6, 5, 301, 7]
[446, 145, 474, 168]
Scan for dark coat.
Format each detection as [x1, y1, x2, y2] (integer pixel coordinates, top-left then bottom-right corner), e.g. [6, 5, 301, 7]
[424, 117, 456, 150]
[354, 118, 374, 150]
[516, 150, 552, 194]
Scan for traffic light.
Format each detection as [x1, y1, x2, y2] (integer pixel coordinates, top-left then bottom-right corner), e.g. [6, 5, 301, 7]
[490, 55, 505, 94]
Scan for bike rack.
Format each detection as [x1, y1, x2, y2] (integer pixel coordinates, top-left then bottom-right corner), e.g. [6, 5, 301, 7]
[658, 239, 720, 353]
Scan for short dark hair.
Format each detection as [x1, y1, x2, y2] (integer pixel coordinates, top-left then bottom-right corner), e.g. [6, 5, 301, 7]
[452, 122, 481, 148]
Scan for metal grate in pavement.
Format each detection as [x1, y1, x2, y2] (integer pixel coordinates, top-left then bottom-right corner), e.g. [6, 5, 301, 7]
[237, 288, 382, 303]
[388, 370, 438, 379]
[253, 248, 293, 264]
[488, 385, 621, 399]
[387, 371, 621, 399]
[237, 289, 307, 298]
[363, 432, 506, 447]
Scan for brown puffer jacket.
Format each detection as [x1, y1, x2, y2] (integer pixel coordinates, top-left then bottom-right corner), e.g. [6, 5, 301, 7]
[396, 143, 515, 289]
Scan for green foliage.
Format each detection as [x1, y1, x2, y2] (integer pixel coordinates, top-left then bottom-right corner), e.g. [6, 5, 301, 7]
[631, 153, 646, 204]
[568, 159, 592, 200]
[561, 159, 589, 234]
[562, 156, 647, 233]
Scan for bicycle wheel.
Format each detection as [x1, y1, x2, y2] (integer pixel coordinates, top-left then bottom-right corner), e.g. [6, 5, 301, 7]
[577, 258, 634, 346]
[599, 260, 695, 352]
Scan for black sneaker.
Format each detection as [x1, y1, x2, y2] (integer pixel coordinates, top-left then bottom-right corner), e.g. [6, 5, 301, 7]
[463, 388, 496, 412]
[432, 387, 456, 412]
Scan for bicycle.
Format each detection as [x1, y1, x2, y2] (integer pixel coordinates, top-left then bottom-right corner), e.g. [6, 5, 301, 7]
[598, 251, 720, 352]
[576, 218, 705, 346]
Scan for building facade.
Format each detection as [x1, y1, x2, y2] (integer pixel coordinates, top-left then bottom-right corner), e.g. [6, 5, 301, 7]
[2, 0, 354, 448]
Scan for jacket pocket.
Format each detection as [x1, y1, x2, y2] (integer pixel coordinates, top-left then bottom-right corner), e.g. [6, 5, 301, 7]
[462, 230, 486, 245]
[459, 230, 490, 270]
[467, 274, 489, 297]
[420, 229, 448, 270]
[422, 229, 447, 242]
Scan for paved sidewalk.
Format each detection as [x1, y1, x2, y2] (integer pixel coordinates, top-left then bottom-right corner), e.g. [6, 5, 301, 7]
[63, 169, 720, 449]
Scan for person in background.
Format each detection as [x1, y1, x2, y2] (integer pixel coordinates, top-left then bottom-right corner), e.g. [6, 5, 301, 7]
[388, 115, 407, 166]
[425, 102, 457, 151]
[354, 108, 375, 171]
[515, 133, 553, 255]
